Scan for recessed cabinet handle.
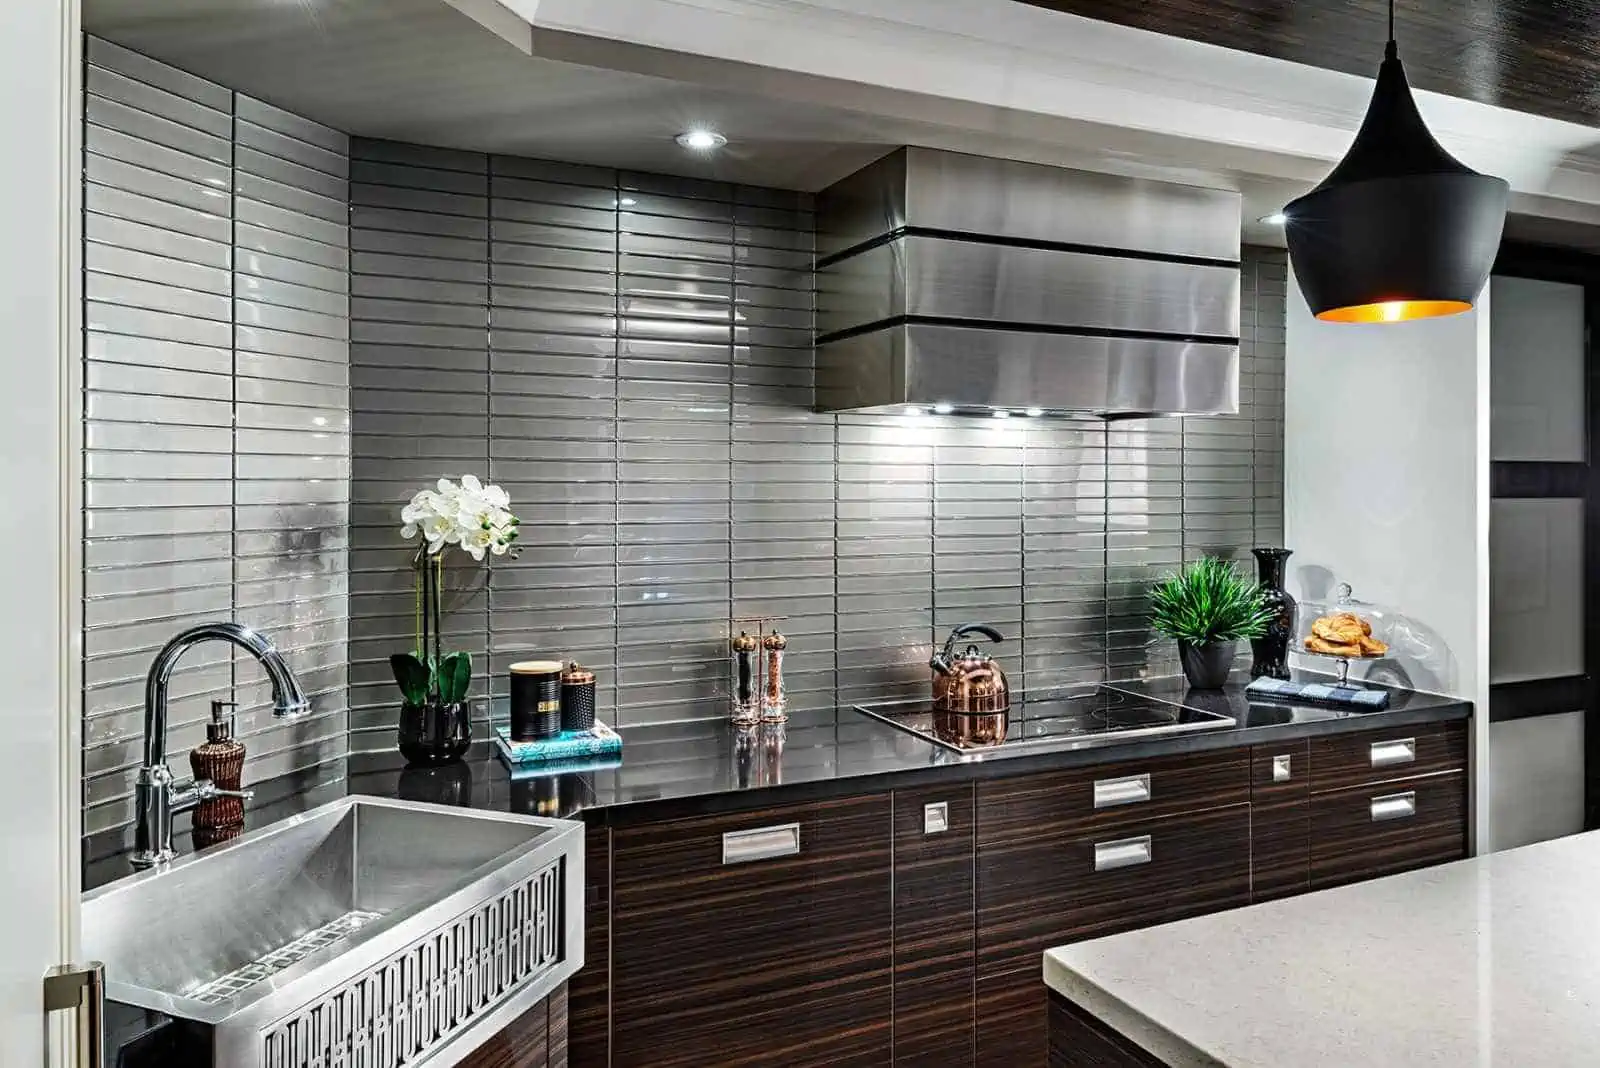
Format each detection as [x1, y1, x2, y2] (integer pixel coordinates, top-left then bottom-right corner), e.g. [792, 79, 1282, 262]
[1370, 791, 1418, 822]
[1093, 773, 1152, 809]
[1272, 754, 1292, 782]
[1370, 738, 1417, 768]
[722, 823, 801, 865]
[1093, 834, 1153, 872]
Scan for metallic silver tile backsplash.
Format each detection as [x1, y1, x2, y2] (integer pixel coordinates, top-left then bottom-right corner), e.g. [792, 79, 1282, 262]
[73, 39, 1285, 812]
[347, 137, 1286, 747]
[82, 38, 350, 864]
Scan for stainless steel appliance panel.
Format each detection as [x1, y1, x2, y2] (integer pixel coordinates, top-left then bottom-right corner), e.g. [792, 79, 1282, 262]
[904, 235, 1237, 337]
[814, 147, 909, 262]
[815, 239, 904, 339]
[818, 324, 1238, 415]
[817, 236, 1239, 340]
[901, 147, 1241, 262]
[815, 148, 1241, 264]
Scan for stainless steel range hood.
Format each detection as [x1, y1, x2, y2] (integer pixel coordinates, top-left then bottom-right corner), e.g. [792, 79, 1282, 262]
[815, 148, 1242, 417]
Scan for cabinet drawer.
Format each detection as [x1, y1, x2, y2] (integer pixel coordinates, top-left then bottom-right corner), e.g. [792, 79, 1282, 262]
[976, 967, 1045, 1068]
[976, 747, 1249, 846]
[1309, 721, 1466, 792]
[610, 794, 893, 1068]
[977, 804, 1250, 976]
[1251, 742, 1311, 902]
[1309, 772, 1467, 890]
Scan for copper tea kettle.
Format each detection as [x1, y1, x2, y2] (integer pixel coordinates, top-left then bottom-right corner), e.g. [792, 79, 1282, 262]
[929, 623, 1010, 715]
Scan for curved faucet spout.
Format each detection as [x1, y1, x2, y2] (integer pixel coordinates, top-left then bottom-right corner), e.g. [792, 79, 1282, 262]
[133, 621, 308, 868]
[141, 621, 310, 770]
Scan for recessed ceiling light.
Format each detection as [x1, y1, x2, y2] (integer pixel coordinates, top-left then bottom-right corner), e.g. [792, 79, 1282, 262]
[992, 409, 1011, 419]
[1025, 407, 1044, 418]
[903, 405, 924, 416]
[933, 402, 955, 415]
[676, 129, 727, 151]
[617, 197, 636, 207]
[1259, 212, 1288, 226]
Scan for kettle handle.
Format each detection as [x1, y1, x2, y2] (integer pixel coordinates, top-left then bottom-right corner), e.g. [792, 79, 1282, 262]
[951, 623, 1004, 645]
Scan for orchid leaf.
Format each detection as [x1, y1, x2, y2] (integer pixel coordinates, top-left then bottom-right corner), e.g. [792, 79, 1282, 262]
[437, 651, 472, 705]
[389, 652, 431, 706]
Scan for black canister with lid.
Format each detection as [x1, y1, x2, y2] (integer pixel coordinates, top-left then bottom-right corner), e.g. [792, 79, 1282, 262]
[509, 660, 563, 741]
[561, 661, 597, 732]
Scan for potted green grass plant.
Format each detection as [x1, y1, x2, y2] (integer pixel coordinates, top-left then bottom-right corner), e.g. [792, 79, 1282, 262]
[1149, 556, 1274, 688]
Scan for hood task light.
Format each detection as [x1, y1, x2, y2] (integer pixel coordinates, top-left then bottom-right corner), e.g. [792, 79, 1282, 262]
[1284, 0, 1508, 324]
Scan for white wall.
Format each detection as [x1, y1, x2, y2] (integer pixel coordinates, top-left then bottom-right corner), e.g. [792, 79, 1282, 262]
[0, 0, 79, 1063]
[1285, 276, 1492, 850]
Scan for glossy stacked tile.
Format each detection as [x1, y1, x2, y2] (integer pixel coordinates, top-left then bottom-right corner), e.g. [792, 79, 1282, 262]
[82, 38, 350, 863]
[348, 137, 1288, 743]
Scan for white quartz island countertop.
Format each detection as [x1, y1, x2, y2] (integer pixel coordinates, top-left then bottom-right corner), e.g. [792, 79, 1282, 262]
[1045, 832, 1600, 1067]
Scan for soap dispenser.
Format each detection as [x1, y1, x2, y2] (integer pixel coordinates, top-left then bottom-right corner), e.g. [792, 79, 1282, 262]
[191, 699, 246, 843]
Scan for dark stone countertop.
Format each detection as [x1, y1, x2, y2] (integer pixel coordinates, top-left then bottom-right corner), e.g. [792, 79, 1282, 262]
[347, 670, 1471, 827]
[85, 670, 1472, 890]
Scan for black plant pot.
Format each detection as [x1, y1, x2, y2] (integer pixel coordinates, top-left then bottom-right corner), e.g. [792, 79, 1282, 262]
[1250, 547, 1297, 680]
[398, 699, 471, 766]
[1178, 640, 1235, 689]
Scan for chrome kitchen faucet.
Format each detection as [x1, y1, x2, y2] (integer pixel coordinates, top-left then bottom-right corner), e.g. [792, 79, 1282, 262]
[130, 622, 310, 870]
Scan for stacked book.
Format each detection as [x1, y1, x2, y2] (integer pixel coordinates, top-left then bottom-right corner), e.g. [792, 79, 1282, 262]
[493, 722, 622, 776]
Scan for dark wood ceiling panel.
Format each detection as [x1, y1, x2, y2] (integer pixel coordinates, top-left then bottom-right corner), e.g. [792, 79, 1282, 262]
[1014, 0, 1600, 127]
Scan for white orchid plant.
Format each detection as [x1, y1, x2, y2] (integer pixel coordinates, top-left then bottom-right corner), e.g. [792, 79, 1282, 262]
[390, 476, 520, 708]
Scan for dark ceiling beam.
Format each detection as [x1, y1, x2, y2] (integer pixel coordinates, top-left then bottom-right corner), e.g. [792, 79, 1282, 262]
[1012, 0, 1600, 127]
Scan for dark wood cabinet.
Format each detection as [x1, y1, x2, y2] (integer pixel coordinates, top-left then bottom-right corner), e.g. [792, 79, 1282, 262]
[570, 716, 1471, 1068]
[1309, 771, 1468, 889]
[569, 826, 609, 1068]
[976, 967, 1047, 1068]
[1046, 990, 1166, 1068]
[460, 984, 570, 1068]
[1250, 741, 1311, 902]
[977, 801, 1251, 976]
[1309, 721, 1468, 789]
[607, 794, 893, 1068]
[976, 748, 1251, 843]
[892, 783, 976, 1068]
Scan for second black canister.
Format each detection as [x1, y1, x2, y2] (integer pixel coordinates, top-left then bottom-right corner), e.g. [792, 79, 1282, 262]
[561, 661, 597, 732]
[509, 660, 563, 741]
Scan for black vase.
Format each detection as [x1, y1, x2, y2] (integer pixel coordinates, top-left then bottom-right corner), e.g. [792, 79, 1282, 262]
[398, 699, 471, 766]
[1178, 640, 1235, 689]
[1250, 548, 1297, 680]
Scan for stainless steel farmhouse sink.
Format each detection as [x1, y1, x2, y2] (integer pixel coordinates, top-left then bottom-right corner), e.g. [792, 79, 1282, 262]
[83, 795, 584, 1067]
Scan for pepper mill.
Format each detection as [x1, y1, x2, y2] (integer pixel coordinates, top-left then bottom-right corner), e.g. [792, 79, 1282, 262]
[191, 699, 246, 837]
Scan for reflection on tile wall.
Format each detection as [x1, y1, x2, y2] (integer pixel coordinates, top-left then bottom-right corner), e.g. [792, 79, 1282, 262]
[348, 136, 1287, 745]
[82, 38, 350, 865]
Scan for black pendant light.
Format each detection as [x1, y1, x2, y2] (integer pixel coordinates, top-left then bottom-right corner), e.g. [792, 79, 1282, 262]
[1284, 0, 1508, 324]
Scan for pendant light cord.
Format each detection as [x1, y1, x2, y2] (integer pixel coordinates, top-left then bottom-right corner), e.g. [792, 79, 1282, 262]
[1387, 0, 1397, 56]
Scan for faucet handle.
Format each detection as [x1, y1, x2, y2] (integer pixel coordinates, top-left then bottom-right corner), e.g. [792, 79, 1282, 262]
[196, 780, 254, 803]
[167, 777, 255, 812]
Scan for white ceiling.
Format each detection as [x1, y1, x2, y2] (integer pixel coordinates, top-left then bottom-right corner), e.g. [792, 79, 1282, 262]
[82, 0, 1600, 248]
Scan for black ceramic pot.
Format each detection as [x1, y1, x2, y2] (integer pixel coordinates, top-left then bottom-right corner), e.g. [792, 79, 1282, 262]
[1178, 640, 1235, 689]
[398, 699, 471, 766]
[1250, 547, 1297, 680]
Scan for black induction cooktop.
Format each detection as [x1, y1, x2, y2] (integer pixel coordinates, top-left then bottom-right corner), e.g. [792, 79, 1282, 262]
[854, 687, 1236, 755]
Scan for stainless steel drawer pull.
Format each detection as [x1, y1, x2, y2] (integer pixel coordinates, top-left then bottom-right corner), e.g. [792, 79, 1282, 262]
[1272, 754, 1292, 782]
[1370, 738, 1417, 768]
[722, 823, 801, 864]
[1093, 773, 1152, 809]
[1370, 791, 1418, 822]
[1094, 834, 1153, 872]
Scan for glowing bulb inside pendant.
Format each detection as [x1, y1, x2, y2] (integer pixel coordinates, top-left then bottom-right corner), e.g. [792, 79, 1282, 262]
[1380, 301, 1405, 322]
